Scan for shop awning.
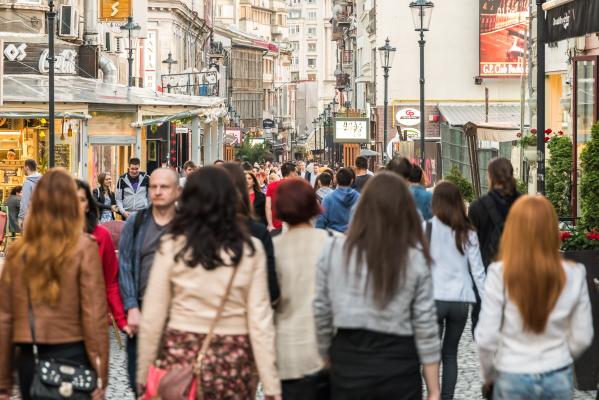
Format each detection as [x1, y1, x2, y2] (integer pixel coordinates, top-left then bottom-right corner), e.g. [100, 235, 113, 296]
[545, 0, 599, 42]
[1, 74, 225, 108]
[0, 111, 91, 119]
[438, 103, 528, 128]
[131, 107, 229, 128]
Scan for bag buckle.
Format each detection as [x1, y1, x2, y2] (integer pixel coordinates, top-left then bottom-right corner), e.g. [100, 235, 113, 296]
[58, 382, 73, 397]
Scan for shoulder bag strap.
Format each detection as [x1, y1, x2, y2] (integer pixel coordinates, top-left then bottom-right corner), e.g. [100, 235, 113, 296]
[194, 266, 239, 372]
[425, 220, 432, 244]
[26, 288, 39, 365]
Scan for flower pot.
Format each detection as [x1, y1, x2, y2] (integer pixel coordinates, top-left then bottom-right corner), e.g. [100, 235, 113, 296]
[562, 249, 599, 390]
[523, 146, 537, 161]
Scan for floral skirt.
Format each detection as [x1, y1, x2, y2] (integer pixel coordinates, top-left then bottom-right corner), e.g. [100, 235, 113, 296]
[156, 328, 258, 400]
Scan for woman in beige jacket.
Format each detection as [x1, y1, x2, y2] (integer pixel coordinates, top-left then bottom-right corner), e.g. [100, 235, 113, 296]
[137, 166, 281, 399]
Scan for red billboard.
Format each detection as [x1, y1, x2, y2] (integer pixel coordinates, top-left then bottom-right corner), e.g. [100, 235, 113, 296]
[479, 0, 529, 78]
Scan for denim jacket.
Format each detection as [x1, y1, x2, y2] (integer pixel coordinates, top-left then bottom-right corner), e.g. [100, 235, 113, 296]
[118, 209, 152, 311]
[410, 185, 433, 220]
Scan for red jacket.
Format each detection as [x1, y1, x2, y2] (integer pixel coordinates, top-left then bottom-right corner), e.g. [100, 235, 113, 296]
[93, 225, 127, 330]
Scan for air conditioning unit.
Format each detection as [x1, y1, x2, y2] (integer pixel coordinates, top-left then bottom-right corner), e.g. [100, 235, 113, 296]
[58, 5, 79, 38]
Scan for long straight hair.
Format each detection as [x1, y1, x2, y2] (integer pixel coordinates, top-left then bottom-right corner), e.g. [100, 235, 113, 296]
[500, 195, 565, 333]
[345, 172, 431, 308]
[8, 169, 83, 305]
[432, 181, 472, 254]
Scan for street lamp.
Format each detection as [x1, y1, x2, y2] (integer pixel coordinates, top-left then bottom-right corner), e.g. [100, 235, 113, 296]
[162, 52, 178, 93]
[409, 0, 434, 168]
[378, 37, 396, 164]
[312, 118, 318, 158]
[120, 16, 141, 88]
[47, 0, 57, 167]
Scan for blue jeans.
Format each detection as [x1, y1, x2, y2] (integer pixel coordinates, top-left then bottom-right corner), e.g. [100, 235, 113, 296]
[493, 365, 573, 400]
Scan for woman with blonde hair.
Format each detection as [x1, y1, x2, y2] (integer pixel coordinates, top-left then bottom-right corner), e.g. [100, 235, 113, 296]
[0, 169, 108, 400]
[476, 195, 593, 400]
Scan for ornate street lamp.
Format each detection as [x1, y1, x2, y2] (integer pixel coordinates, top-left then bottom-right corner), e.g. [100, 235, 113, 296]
[120, 16, 141, 88]
[378, 37, 396, 164]
[409, 0, 434, 168]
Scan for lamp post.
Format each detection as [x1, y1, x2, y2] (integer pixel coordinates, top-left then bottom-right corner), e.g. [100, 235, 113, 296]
[47, 0, 56, 167]
[536, 0, 546, 195]
[378, 38, 396, 165]
[312, 118, 318, 159]
[120, 16, 141, 88]
[162, 52, 178, 93]
[410, 0, 434, 169]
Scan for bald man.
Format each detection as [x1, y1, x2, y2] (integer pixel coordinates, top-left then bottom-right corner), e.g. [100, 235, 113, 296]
[118, 167, 181, 392]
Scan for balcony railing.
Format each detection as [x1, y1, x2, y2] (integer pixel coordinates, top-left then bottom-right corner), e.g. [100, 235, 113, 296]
[161, 71, 219, 96]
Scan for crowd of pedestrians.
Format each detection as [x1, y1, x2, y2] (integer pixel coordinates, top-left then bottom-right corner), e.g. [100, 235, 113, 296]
[0, 153, 594, 400]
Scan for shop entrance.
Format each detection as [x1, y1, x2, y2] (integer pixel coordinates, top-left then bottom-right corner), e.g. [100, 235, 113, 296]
[90, 143, 134, 188]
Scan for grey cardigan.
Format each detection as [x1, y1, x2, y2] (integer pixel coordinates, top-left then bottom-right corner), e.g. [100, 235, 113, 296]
[313, 237, 441, 364]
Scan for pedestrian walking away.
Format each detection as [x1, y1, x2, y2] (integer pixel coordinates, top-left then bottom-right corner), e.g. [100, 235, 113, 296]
[468, 158, 521, 334]
[18, 159, 41, 228]
[0, 169, 108, 400]
[94, 172, 118, 223]
[410, 164, 433, 220]
[118, 167, 181, 392]
[136, 166, 282, 400]
[475, 195, 593, 400]
[4, 185, 22, 235]
[314, 171, 441, 400]
[273, 179, 331, 400]
[315, 168, 359, 234]
[116, 157, 150, 219]
[427, 181, 486, 400]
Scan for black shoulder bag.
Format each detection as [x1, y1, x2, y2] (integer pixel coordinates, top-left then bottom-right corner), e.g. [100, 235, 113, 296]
[27, 291, 98, 399]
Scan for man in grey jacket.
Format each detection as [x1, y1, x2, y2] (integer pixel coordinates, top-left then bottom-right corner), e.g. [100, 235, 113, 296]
[116, 157, 150, 219]
[18, 159, 42, 227]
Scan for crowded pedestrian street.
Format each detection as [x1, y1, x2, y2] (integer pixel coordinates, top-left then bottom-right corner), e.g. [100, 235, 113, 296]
[3, 0, 599, 399]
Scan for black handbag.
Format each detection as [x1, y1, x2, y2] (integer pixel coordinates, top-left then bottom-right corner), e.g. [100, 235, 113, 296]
[27, 291, 98, 399]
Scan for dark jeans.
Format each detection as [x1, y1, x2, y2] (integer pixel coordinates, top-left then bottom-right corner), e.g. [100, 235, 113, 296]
[282, 371, 329, 400]
[126, 335, 137, 393]
[436, 301, 469, 400]
[15, 342, 89, 400]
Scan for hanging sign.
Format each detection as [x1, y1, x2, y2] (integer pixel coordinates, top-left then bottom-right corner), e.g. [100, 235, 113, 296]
[396, 108, 421, 126]
[546, 0, 599, 42]
[99, 0, 131, 21]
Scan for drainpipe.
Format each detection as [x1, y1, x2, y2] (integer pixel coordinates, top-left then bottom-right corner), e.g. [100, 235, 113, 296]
[99, 55, 118, 84]
[83, 0, 98, 45]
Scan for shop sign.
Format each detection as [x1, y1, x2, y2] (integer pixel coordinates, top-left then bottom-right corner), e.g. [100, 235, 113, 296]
[2, 42, 78, 75]
[396, 108, 420, 126]
[333, 118, 369, 144]
[175, 127, 189, 134]
[262, 119, 276, 129]
[546, 0, 599, 42]
[99, 0, 131, 21]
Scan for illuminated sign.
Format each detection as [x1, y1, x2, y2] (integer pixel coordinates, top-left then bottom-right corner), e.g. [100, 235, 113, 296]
[479, 0, 529, 78]
[99, 0, 131, 21]
[396, 108, 420, 126]
[333, 118, 369, 144]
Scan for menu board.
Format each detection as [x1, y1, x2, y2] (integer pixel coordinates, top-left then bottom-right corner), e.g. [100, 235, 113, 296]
[55, 144, 71, 170]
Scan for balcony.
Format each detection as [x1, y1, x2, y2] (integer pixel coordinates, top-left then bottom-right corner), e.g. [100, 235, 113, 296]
[271, 25, 287, 37]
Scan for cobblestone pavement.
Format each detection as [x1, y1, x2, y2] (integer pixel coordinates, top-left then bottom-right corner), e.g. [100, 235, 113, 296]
[11, 322, 598, 399]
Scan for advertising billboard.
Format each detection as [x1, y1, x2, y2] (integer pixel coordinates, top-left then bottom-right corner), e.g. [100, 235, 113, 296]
[333, 118, 370, 144]
[479, 0, 529, 78]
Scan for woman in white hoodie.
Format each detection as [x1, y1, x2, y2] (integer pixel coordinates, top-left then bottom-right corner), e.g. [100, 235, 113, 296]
[475, 195, 593, 399]
[426, 181, 486, 399]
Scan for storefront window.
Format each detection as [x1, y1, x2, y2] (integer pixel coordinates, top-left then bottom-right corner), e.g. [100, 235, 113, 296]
[576, 60, 596, 146]
[91, 145, 132, 190]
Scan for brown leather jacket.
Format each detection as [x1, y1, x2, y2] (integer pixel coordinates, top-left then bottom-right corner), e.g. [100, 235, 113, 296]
[0, 234, 109, 392]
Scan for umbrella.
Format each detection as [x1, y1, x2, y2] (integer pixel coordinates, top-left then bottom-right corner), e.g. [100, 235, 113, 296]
[359, 148, 379, 157]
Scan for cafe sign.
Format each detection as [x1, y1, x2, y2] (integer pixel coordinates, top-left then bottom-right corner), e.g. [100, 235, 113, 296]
[2, 42, 79, 75]
[99, 0, 131, 21]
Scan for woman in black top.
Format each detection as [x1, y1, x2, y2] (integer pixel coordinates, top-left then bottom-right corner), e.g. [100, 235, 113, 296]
[246, 171, 268, 226]
[94, 172, 117, 222]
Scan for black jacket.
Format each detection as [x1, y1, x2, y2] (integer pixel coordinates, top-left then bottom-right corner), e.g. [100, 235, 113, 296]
[468, 190, 520, 268]
[247, 219, 280, 306]
[252, 191, 267, 226]
[93, 187, 117, 218]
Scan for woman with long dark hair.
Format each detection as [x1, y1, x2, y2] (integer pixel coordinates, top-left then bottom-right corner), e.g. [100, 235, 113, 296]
[94, 172, 117, 222]
[76, 179, 128, 333]
[137, 167, 282, 400]
[246, 170, 267, 225]
[468, 158, 521, 332]
[0, 169, 108, 400]
[314, 172, 441, 400]
[427, 181, 486, 399]
[476, 196, 592, 399]
[225, 163, 280, 305]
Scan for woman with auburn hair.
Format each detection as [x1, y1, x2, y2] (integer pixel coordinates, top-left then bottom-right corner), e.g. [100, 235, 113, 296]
[0, 169, 108, 400]
[314, 172, 441, 400]
[476, 195, 593, 400]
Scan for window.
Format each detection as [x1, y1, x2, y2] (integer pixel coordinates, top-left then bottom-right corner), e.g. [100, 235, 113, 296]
[307, 0, 315, 3]
[291, 72, 299, 81]
[290, 41, 300, 51]
[307, 58, 316, 68]
[308, 42, 316, 52]
[307, 27, 316, 36]
[308, 73, 316, 81]
[308, 11, 317, 20]
[289, 10, 301, 19]
[290, 25, 300, 34]
[292, 57, 299, 65]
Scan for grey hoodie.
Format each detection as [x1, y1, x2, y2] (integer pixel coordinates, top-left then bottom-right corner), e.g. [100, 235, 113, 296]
[18, 172, 42, 222]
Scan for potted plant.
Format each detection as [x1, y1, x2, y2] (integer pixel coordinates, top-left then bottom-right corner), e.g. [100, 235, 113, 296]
[546, 131, 572, 218]
[444, 165, 474, 203]
[560, 121, 599, 390]
[517, 128, 539, 161]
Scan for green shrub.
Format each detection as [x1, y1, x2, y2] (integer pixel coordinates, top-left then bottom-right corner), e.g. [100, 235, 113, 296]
[546, 133, 572, 218]
[444, 165, 474, 203]
[580, 122, 599, 230]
